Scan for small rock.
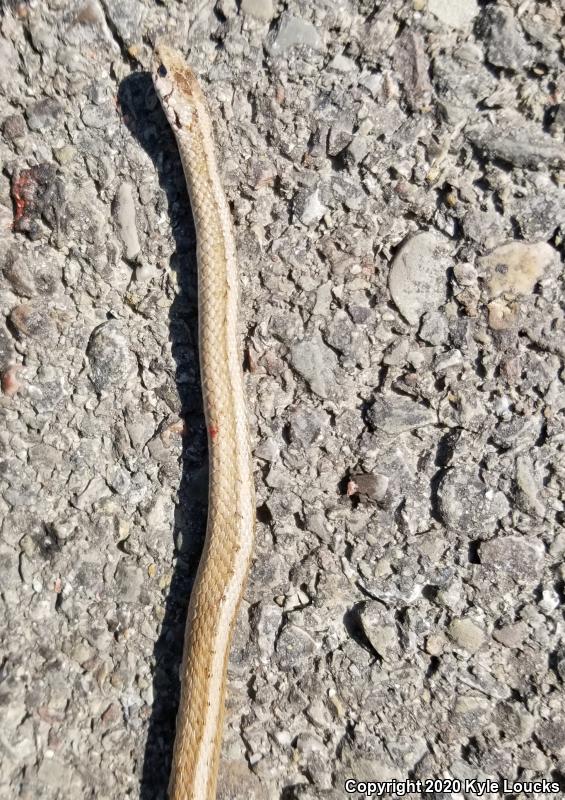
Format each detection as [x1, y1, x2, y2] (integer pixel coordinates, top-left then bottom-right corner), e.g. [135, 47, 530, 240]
[240, 0, 274, 20]
[289, 335, 338, 398]
[393, 30, 432, 111]
[254, 602, 283, 661]
[3, 246, 61, 297]
[367, 393, 437, 435]
[53, 144, 76, 165]
[3, 250, 35, 296]
[428, 0, 478, 30]
[452, 695, 491, 731]
[550, 103, 565, 137]
[436, 579, 464, 611]
[101, 0, 145, 46]
[433, 48, 497, 124]
[479, 535, 544, 585]
[453, 262, 477, 287]
[492, 621, 529, 648]
[419, 311, 449, 345]
[535, 718, 565, 756]
[288, 407, 326, 447]
[511, 180, 565, 240]
[9, 302, 52, 338]
[293, 186, 327, 227]
[493, 702, 534, 742]
[1, 365, 22, 396]
[266, 12, 323, 54]
[460, 202, 507, 249]
[478, 242, 556, 299]
[448, 617, 485, 653]
[389, 231, 452, 326]
[437, 468, 509, 532]
[553, 646, 565, 683]
[254, 437, 279, 462]
[328, 54, 355, 73]
[515, 455, 545, 517]
[467, 113, 565, 169]
[87, 321, 135, 392]
[476, 6, 535, 72]
[330, 176, 366, 212]
[276, 623, 318, 671]
[74, 475, 111, 510]
[11, 163, 66, 240]
[359, 601, 400, 661]
[347, 472, 389, 504]
[81, 101, 117, 129]
[26, 98, 63, 131]
[549, 533, 565, 560]
[114, 560, 143, 603]
[382, 338, 409, 366]
[539, 587, 560, 614]
[113, 182, 140, 261]
[487, 299, 518, 331]
[327, 124, 353, 156]
[425, 633, 446, 656]
[2, 113, 27, 140]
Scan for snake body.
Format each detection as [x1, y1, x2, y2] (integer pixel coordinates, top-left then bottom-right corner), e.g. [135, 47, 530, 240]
[152, 44, 255, 799]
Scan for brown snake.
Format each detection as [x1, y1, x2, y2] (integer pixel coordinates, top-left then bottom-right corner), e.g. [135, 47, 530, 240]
[152, 43, 256, 799]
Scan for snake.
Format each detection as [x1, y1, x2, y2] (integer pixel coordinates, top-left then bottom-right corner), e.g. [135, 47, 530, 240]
[151, 43, 256, 799]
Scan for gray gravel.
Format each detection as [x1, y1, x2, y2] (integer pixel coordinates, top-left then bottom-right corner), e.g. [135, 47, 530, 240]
[1, 1, 564, 799]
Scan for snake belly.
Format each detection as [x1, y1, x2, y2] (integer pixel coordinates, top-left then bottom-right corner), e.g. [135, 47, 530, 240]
[152, 43, 255, 800]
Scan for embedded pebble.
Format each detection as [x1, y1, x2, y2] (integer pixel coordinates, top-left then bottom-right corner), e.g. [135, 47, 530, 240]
[1, 365, 22, 396]
[479, 536, 544, 585]
[419, 311, 449, 345]
[448, 618, 485, 654]
[328, 54, 355, 73]
[393, 30, 432, 111]
[347, 472, 389, 504]
[266, 12, 322, 54]
[476, 6, 535, 72]
[515, 455, 545, 517]
[114, 560, 144, 603]
[467, 114, 565, 169]
[487, 299, 518, 331]
[289, 335, 338, 398]
[113, 182, 141, 261]
[492, 622, 529, 649]
[293, 186, 326, 227]
[3, 113, 27, 140]
[9, 302, 53, 338]
[478, 242, 556, 299]
[367, 393, 437, 435]
[86, 321, 136, 392]
[428, 0, 478, 30]
[240, 0, 274, 21]
[276, 623, 319, 671]
[102, 0, 145, 46]
[388, 231, 452, 326]
[437, 468, 509, 531]
[26, 97, 63, 131]
[359, 602, 400, 661]
[288, 407, 326, 447]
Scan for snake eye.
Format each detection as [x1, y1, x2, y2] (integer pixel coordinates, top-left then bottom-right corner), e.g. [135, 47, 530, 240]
[158, 64, 167, 77]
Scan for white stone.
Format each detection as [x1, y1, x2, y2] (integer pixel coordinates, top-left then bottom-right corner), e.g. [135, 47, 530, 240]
[428, 0, 479, 30]
[389, 231, 452, 325]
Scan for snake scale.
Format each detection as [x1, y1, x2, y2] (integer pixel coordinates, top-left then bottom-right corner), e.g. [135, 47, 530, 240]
[152, 43, 256, 799]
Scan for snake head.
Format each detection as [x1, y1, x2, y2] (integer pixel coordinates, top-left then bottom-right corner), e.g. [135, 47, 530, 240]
[152, 41, 204, 130]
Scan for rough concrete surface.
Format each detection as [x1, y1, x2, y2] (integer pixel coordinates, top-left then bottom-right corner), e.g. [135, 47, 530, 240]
[0, 1, 564, 799]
